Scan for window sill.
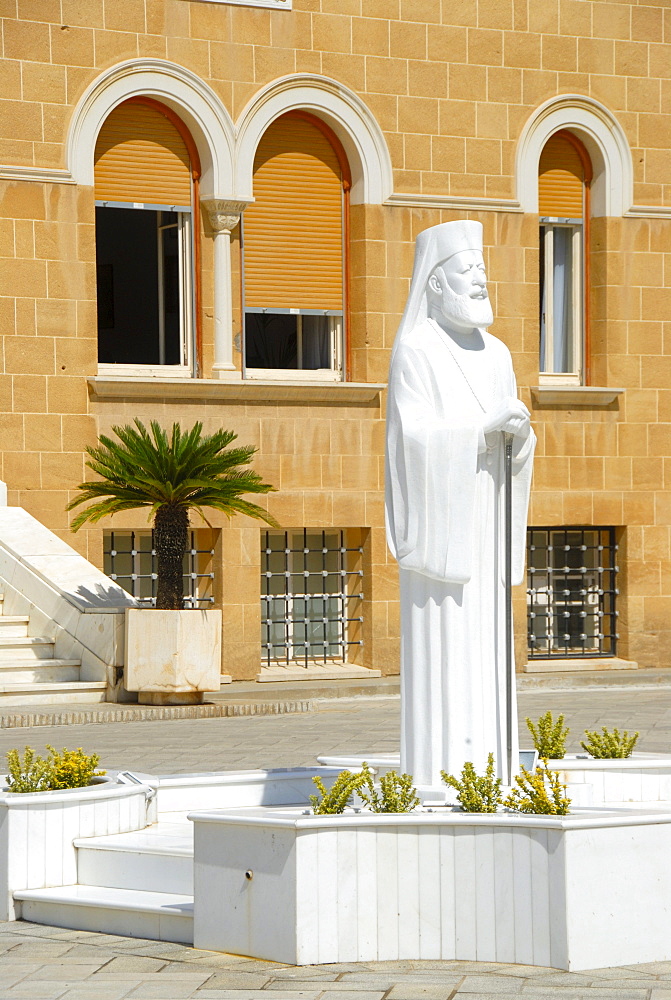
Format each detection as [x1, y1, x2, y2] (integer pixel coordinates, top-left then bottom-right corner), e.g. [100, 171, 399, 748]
[523, 657, 637, 674]
[196, 0, 291, 6]
[88, 376, 385, 404]
[530, 386, 625, 407]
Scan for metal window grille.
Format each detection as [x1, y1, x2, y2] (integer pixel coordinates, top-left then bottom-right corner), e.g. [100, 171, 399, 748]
[527, 527, 618, 658]
[104, 530, 215, 609]
[261, 529, 364, 668]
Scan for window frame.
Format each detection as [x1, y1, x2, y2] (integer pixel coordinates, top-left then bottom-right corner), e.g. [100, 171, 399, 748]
[95, 201, 196, 379]
[539, 217, 584, 386]
[243, 309, 344, 381]
[537, 129, 592, 387]
[241, 111, 350, 382]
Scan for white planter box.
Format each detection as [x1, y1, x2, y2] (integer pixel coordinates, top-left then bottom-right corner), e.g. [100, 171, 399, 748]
[0, 778, 153, 920]
[124, 608, 221, 701]
[190, 805, 671, 971]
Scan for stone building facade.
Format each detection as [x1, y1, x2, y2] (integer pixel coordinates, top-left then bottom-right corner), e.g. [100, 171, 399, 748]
[0, 0, 670, 681]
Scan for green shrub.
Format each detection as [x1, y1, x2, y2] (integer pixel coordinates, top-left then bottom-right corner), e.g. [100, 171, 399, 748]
[310, 769, 365, 814]
[441, 753, 503, 813]
[526, 711, 570, 759]
[359, 764, 420, 813]
[504, 759, 571, 815]
[5, 745, 105, 794]
[6, 747, 53, 793]
[580, 727, 639, 759]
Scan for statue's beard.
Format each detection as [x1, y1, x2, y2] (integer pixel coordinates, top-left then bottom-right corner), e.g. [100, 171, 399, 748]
[436, 284, 494, 332]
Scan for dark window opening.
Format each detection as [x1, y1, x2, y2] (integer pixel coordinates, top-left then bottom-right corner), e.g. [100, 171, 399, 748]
[95, 207, 183, 366]
[244, 312, 334, 370]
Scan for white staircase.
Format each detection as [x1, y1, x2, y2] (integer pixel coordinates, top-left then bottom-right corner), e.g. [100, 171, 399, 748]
[0, 594, 106, 706]
[15, 821, 194, 944]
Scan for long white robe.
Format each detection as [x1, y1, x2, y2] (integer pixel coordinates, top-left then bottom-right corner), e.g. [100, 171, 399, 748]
[385, 317, 535, 790]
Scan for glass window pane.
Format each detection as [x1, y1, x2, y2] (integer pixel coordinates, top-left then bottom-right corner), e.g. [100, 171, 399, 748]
[245, 313, 297, 369]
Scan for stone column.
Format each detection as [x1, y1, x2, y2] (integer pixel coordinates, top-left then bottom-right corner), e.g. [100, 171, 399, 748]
[202, 199, 248, 380]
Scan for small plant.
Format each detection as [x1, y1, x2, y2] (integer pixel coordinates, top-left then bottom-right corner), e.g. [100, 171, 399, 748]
[46, 746, 104, 789]
[359, 764, 420, 814]
[5, 746, 105, 794]
[441, 753, 503, 813]
[5, 747, 53, 793]
[505, 759, 571, 815]
[526, 711, 570, 759]
[310, 769, 365, 814]
[580, 727, 639, 759]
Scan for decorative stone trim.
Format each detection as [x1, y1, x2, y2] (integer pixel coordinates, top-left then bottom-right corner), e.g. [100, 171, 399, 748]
[530, 386, 624, 406]
[235, 74, 393, 206]
[202, 199, 250, 233]
[515, 94, 633, 218]
[88, 377, 385, 404]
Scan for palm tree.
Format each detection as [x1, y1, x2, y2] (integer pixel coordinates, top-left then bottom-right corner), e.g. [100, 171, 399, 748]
[68, 419, 278, 610]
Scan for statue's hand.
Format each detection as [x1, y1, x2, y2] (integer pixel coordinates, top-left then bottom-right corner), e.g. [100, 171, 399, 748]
[481, 397, 530, 438]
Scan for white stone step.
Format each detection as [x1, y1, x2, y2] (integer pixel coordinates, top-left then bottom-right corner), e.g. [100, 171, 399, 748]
[0, 661, 81, 684]
[0, 681, 106, 706]
[14, 885, 193, 944]
[0, 637, 57, 661]
[76, 823, 194, 895]
[0, 617, 30, 638]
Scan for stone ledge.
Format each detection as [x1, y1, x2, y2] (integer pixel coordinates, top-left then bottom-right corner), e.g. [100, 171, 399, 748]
[0, 699, 314, 728]
[524, 657, 638, 673]
[88, 377, 385, 405]
[531, 386, 625, 406]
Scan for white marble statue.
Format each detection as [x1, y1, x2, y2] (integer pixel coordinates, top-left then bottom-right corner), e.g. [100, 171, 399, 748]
[385, 220, 535, 796]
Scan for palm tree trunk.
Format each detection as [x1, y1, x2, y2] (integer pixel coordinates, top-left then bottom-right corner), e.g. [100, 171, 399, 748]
[154, 505, 188, 610]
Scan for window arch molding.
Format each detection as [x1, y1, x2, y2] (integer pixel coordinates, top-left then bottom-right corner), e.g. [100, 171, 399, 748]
[515, 95, 633, 218]
[234, 74, 393, 206]
[67, 58, 235, 200]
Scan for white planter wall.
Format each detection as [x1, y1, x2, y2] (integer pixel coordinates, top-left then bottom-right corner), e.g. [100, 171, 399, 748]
[155, 767, 344, 815]
[191, 808, 671, 971]
[0, 781, 152, 920]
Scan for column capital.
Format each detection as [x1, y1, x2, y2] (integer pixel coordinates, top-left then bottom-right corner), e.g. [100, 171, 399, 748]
[201, 199, 250, 234]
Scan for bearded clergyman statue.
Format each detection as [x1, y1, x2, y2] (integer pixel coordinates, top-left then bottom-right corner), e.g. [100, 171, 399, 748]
[385, 220, 536, 797]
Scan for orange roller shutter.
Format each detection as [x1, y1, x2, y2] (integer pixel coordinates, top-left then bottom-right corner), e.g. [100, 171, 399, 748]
[244, 114, 344, 312]
[94, 101, 192, 208]
[539, 133, 584, 219]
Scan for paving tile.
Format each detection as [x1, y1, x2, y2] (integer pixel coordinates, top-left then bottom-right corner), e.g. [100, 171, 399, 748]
[319, 993, 386, 1000]
[99, 958, 169, 974]
[190, 993, 321, 1000]
[57, 988, 133, 1000]
[124, 983, 211, 999]
[387, 985, 457, 998]
[6, 985, 71, 998]
[196, 972, 271, 989]
[457, 977, 528, 992]
[25, 965, 105, 981]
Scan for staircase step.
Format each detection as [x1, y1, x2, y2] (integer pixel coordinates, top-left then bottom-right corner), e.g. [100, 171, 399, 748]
[0, 662, 81, 684]
[0, 681, 106, 706]
[14, 885, 193, 944]
[0, 617, 30, 637]
[76, 824, 194, 895]
[0, 637, 56, 662]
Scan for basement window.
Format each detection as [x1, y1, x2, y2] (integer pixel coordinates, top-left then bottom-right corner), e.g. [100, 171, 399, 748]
[261, 529, 364, 668]
[104, 530, 215, 609]
[527, 527, 618, 658]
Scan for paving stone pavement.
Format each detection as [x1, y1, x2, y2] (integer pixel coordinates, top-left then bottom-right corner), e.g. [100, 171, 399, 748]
[0, 686, 669, 998]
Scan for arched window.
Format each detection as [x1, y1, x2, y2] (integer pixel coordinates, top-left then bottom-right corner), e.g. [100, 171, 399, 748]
[538, 130, 592, 385]
[242, 111, 350, 380]
[94, 98, 200, 374]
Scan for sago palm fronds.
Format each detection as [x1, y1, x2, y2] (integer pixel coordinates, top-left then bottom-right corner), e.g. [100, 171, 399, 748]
[67, 419, 278, 609]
